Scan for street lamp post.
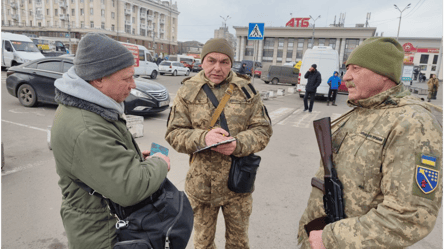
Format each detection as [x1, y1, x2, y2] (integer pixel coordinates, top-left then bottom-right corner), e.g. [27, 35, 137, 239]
[309, 15, 321, 48]
[220, 15, 230, 39]
[67, 14, 72, 53]
[394, 3, 411, 40]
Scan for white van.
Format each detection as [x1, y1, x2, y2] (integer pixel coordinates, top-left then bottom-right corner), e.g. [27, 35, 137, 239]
[120, 42, 159, 79]
[1, 32, 45, 69]
[297, 46, 339, 98]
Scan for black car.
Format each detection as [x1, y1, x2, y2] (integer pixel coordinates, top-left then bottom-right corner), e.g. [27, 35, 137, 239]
[5, 57, 170, 115]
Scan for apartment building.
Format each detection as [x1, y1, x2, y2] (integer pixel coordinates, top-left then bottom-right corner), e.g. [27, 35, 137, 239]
[1, 0, 180, 55]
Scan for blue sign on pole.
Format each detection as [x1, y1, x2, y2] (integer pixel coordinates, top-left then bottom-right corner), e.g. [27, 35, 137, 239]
[248, 23, 265, 40]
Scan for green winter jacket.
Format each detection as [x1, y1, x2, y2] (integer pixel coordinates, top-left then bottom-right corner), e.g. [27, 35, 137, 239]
[51, 72, 168, 248]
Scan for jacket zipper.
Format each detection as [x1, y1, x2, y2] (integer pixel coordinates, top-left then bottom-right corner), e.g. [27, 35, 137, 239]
[164, 191, 184, 249]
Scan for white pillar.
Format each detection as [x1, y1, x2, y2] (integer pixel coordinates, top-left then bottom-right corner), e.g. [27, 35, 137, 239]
[236, 36, 241, 61]
[359, 38, 363, 45]
[136, 6, 140, 35]
[258, 39, 263, 62]
[339, 38, 346, 66]
[335, 38, 340, 52]
[240, 36, 245, 61]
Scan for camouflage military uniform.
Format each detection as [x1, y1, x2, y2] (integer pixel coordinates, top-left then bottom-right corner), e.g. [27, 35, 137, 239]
[165, 70, 273, 249]
[298, 84, 443, 248]
[427, 77, 439, 100]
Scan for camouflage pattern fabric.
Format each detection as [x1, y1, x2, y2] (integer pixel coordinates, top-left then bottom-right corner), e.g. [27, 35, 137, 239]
[298, 84, 443, 248]
[165, 70, 272, 248]
[427, 78, 439, 100]
[189, 194, 253, 249]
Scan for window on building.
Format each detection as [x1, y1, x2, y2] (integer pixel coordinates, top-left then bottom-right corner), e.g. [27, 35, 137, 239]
[55, 9, 58, 15]
[71, 0, 74, 3]
[81, 21, 84, 27]
[111, 24, 114, 31]
[329, 38, 336, 49]
[47, 9, 49, 15]
[54, 20, 58, 26]
[420, 65, 427, 71]
[101, 22, 105, 29]
[29, 0, 31, 3]
[72, 21, 74, 27]
[245, 48, 254, 56]
[286, 51, 293, 62]
[278, 38, 284, 48]
[262, 49, 274, 62]
[133, 5, 136, 12]
[432, 66, 437, 71]
[318, 38, 325, 46]
[71, 9, 74, 16]
[111, 12, 115, 19]
[80, 0, 83, 2]
[90, 0, 93, 2]
[308, 40, 313, 49]
[112, 0, 114, 7]
[433, 55, 439, 64]
[132, 28, 135, 34]
[30, 20, 32, 26]
[296, 50, 303, 59]
[420, 54, 429, 64]
[90, 21, 94, 28]
[246, 40, 254, 47]
[30, 10, 32, 15]
[90, 8, 93, 15]
[101, 9, 105, 16]
[264, 38, 275, 48]
[287, 38, 294, 49]
[298, 39, 304, 48]
[276, 50, 283, 62]
[101, 0, 104, 3]
[132, 17, 135, 23]
[80, 9, 84, 15]
[343, 39, 359, 64]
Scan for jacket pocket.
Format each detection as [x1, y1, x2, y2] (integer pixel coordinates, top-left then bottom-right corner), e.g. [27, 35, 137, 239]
[355, 132, 384, 192]
[114, 239, 152, 249]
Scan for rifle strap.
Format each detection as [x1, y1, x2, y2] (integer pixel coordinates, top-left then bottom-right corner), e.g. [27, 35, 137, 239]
[202, 83, 234, 132]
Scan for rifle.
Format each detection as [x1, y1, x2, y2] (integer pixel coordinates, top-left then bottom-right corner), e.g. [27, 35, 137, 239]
[304, 117, 346, 235]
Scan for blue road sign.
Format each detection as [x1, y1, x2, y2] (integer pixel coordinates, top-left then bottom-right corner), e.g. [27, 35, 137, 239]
[248, 23, 265, 40]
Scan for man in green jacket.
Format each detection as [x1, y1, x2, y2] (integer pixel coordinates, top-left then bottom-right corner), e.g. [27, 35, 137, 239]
[51, 32, 170, 249]
[298, 37, 442, 248]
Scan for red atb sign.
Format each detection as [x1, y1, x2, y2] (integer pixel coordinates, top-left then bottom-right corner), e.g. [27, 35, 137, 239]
[121, 43, 139, 67]
[286, 18, 310, 28]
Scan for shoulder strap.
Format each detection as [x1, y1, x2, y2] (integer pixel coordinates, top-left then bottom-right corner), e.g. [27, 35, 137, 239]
[74, 180, 105, 199]
[202, 84, 234, 133]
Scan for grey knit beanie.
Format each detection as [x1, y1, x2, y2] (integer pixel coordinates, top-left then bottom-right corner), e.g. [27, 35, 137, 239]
[74, 32, 135, 81]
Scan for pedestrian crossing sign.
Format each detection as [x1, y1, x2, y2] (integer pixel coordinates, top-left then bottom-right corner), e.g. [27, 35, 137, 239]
[248, 23, 265, 40]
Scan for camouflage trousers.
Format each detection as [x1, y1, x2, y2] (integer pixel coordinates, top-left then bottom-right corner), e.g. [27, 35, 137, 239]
[188, 194, 253, 249]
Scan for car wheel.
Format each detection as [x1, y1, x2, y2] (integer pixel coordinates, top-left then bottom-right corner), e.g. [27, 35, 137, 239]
[264, 81, 270, 84]
[173, 70, 177, 76]
[299, 93, 304, 98]
[292, 83, 296, 86]
[272, 78, 279, 85]
[18, 84, 38, 107]
[186, 70, 190, 76]
[150, 70, 158, 79]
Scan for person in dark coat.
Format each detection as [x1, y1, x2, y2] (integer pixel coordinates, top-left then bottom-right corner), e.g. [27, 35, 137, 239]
[303, 64, 322, 112]
[238, 63, 247, 75]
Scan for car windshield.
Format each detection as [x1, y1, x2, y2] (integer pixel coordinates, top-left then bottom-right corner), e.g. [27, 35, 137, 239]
[11, 41, 40, 52]
[160, 62, 171, 66]
[181, 58, 193, 64]
[232, 62, 241, 69]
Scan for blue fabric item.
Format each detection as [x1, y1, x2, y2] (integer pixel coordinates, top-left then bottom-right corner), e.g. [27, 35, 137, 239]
[328, 71, 341, 90]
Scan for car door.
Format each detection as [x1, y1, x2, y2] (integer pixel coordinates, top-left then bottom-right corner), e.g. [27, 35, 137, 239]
[2, 40, 15, 67]
[179, 63, 187, 75]
[31, 59, 63, 103]
[136, 49, 147, 76]
[145, 52, 157, 75]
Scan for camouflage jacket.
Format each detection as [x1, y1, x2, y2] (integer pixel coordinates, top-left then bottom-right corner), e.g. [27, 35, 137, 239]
[427, 78, 439, 91]
[165, 71, 273, 206]
[298, 84, 443, 248]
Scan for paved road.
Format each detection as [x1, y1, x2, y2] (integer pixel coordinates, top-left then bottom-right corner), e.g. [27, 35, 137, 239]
[1, 71, 442, 248]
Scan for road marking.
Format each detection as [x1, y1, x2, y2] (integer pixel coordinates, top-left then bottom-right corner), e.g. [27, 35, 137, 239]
[2, 159, 50, 176]
[268, 107, 295, 124]
[9, 107, 47, 116]
[151, 118, 168, 122]
[2, 119, 47, 132]
[331, 113, 342, 121]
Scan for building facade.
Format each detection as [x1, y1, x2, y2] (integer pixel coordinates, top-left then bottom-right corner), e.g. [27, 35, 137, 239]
[1, 0, 180, 55]
[214, 26, 236, 51]
[234, 25, 442, 80]
[177, 40, 203, 56]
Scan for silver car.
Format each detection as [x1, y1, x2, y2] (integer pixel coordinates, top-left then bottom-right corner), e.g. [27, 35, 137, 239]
[158, 61, 190, 76]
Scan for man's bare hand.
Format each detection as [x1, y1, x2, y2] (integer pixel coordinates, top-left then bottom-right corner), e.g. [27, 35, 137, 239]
[309, 230, 325, 249]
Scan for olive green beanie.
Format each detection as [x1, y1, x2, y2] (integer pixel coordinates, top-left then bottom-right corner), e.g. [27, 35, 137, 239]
[201, 38, 234, 65]
[346, 37, 404, 84]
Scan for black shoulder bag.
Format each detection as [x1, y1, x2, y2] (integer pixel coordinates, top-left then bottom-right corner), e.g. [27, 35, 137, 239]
[202, 83, 261, 193]
[74, 177, 193, 249]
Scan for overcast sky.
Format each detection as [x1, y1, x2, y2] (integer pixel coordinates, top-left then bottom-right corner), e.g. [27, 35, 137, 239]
[175, 0, 443, 44]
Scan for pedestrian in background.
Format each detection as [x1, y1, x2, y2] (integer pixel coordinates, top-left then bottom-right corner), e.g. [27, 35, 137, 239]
[165, 38, 273, 249]
[238, 63, 247, 75]
[427, 74, 439, 102]
[298, 37, 442, 249]
[303, 64, 322, 113]
[326, 71, 341, 106]
[51, 33, 170, 248]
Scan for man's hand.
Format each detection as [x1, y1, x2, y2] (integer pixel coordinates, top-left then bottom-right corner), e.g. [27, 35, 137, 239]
[309, 230, 325, 249]
[142, 150, 150, 160]
[205, 128, 236, 155]
[149, 153, 171, 172]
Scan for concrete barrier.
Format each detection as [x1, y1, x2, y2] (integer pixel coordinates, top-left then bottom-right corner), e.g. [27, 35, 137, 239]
[277, 88, 285, 96]
[126, 115, 144, 138]
[288, 87, 296, 94]
[269, 90, 277, 98]
[260, 91, 270, 100]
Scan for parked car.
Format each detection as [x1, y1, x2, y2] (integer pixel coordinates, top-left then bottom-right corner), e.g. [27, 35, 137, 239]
[158, 61, 190, 76]
[5, 57, 170, 115]
[2, 32, 45, 69]
[261, 65, 298, 85]
[254, 68, 262, 78]
[192, 62, 202, 72]
[232, 61, 242, 72]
